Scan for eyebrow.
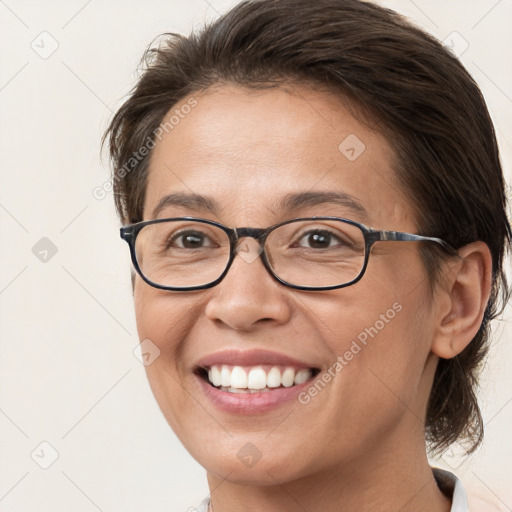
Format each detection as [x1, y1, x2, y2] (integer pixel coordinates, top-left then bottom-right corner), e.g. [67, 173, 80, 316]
[279, 191, 369, 221]
[151, 190, 369, 221]
[152, 192, 220, 219]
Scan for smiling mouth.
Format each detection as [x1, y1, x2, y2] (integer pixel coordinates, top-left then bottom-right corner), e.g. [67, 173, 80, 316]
[196, 364, 321, 393]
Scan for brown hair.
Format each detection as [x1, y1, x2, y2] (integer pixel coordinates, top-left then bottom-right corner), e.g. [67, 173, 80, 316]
[102, 0, 511, 454]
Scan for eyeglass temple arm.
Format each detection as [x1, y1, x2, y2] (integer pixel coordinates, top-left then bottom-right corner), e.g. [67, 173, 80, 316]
[369, 229, 458, 254]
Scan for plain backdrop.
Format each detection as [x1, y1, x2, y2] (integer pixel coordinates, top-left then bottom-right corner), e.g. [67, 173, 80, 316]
[0, 1, 511, 511]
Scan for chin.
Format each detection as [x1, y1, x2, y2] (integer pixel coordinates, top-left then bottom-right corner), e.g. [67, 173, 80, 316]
[183, 432, 313, 485]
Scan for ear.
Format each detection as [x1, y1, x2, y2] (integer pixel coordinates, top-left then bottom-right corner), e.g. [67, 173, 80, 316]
[431, 241, 492, 359]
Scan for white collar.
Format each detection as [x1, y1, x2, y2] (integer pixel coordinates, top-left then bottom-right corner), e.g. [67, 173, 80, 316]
[433, 467, 468, 512]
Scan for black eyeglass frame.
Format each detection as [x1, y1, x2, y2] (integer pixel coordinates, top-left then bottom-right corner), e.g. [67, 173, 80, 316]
[120, 216, 457, 292]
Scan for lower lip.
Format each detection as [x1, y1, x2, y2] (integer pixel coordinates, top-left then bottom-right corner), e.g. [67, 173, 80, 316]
[195, 374, 314, 414]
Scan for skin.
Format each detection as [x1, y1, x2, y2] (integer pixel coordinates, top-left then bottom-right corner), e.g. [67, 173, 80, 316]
[133, 84, 492, 512]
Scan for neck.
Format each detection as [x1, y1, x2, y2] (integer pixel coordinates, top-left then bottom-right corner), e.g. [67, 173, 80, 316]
[206, 431, 451, 512]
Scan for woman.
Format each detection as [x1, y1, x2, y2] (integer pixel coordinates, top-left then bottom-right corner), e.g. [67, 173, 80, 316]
[102, 0, 510, 510]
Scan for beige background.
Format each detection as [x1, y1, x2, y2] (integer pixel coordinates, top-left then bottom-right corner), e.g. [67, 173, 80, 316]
[0, 0, 510, 510]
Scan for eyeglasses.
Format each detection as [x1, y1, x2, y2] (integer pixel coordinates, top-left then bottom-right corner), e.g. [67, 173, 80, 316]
[120, 216, 457, 291]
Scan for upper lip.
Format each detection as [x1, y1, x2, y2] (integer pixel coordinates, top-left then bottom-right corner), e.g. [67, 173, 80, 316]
[195, 349, 319, 370]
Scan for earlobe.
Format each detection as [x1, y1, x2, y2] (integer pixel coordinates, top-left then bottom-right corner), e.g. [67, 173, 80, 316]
[431, 241, 492, 359]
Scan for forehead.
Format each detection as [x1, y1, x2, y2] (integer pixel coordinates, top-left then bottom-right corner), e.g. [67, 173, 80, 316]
[145, 84, 414, 229]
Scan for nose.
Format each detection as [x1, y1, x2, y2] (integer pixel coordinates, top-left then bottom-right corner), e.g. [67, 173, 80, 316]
[204, 237, 292, 331]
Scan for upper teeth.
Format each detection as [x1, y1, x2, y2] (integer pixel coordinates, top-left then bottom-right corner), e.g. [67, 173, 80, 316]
[207, 365, 312, 390]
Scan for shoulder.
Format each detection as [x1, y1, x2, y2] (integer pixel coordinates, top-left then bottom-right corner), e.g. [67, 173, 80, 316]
[190, 496, 210, 512]
[467, 491, 509, 512]
[433, 467, 507, 512]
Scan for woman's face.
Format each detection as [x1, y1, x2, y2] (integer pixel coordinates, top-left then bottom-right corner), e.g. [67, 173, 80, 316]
[134, 84, 440, 484]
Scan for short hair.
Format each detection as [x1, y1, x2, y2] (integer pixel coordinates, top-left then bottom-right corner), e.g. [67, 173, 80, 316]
[102, 0, 511, 454]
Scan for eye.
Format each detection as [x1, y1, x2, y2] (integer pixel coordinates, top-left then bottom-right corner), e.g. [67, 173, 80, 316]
[296, 229, 345, 249]
[169, 230, 214, 249]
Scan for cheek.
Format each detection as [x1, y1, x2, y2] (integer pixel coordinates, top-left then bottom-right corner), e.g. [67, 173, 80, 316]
[133, 280, 202, 425]
[309, 257, 434, 439]
[349, 252, 434, 382]
[130, 253, 436, 479]
[133, 278, 198, 346]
